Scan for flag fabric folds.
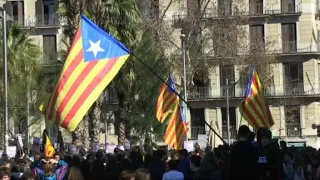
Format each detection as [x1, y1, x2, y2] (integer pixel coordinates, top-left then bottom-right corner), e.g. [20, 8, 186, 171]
[164, 102, 187, 150]
[156, 75, 179, 123]
[156, 75, 187, 150]
[239, 66, 274, 129]
[41, 15, 130, 131]
[45, 134, 56, 158]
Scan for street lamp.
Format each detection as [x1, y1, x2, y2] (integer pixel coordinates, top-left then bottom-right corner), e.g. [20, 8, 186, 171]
[180, 34, 187, 140]
[226, 79, 237, 144]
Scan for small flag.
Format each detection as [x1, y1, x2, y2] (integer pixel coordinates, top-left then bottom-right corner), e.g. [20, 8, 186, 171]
[156, 75, 179, 123]
[239, 66, 274, 129]
[164, 102, 188, 150]
[45, 135, 56, 158]
[41, 15, 130, 131]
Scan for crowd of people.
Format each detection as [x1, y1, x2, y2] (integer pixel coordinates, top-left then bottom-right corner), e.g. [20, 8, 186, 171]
[0, 125, 320, 180]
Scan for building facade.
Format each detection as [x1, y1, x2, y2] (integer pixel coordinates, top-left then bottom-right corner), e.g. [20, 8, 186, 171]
[166, 0, 320, 148]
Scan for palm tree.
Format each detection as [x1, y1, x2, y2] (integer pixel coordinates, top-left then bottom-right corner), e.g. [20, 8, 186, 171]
[58, 0, 140, 146]
[0, 24, 44, 149]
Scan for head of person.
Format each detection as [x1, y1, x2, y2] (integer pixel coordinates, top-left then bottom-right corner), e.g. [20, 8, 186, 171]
[201, 151, 218, 167]
[119, 170, 136, 180]
[20, 172, 36, 180]
[190, 155, 201, 170]
[0, 168, 10, 180]
[43, 162, 55, 177]
[68, 167, 84, 180]
[86, 152, 95, 165]
[280, 140, 287, 150]
[257, 127, 272, 147]
[238, 125, 251, 141]
[135, 168, 150, 180]
[54, 153, 61, 162]
[167, 160, 178, 171]
[178, 149, 188, 160]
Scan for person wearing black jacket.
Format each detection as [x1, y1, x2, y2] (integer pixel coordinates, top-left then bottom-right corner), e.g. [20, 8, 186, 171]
[230, 125, 258, 180]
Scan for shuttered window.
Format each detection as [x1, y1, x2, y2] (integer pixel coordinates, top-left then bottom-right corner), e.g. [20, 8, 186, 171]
[249, 0, 263, 15]
[187, 0, 200, 16]
[281, 0, 295, 13]
[43, 35, 57, 62]
[281, 23, 297, 53]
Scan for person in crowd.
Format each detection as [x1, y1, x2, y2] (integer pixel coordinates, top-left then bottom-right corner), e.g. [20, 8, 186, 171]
[32, 158, 68, 180]
[292, 153, 305, 180]
[80, 152, 95, 180]
[177, 149, 191, 179]
[189, 155, 201, 179]
[230, 125, 258, 180]
[256, 127, 272, 180]
[135, 168, 150, 180]
[20, 172, 36, 180]
[192, 151, 221, 180]
[67, 167, 84, 180]
[162, 160, 183, 180]
[284, 151, 295, 180]
[147, 150, 165, 180]
[106, 154, 121, 179]
[0, 167, 11, 180]
[119, 170, 136, 180]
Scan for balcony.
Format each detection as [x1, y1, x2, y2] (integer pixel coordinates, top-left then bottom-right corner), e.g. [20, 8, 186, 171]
[222, 125, 237, 139]
[278, 41, 319, 54]
[286, 123, 302, 137]
[13, 14, 61, 28]
[190, 126, 206, 139]
[188, 84, 320, 100]
[268, 2, 302, 15]
[41, 52, 59, 65]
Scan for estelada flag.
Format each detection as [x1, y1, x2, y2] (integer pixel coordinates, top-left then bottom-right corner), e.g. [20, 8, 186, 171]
[40, 15, 130, 131]
[45, 134, 55, 158]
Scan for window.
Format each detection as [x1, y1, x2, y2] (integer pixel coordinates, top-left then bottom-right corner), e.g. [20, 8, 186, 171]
[281, 0, 296, 13]
[250, 25, 265, 51]
[285, 105, 301, 137]
[5, 1, 24, 24]
[283, 62, 303, 95]
[187, 0, 200, 16]
[218, 0, 232, 17]
[221, 107, 237, 139]
[43, 35, 57, 63]
[281, 23, 297, 53]
[249, 0, 263, 15]
[190, 109, 205, 139]
[220, 65, 235, 97]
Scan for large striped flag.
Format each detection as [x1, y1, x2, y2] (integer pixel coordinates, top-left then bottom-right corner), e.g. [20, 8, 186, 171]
[164, 102, 187, 150]
[156, 75, 179, 123]
[239, 66, 274, 129]
[40, 15, 130, 131]
[45, 134, 56, 158]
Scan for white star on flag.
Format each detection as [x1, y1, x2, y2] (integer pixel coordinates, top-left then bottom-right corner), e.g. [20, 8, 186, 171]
[86, 40, 105, 58]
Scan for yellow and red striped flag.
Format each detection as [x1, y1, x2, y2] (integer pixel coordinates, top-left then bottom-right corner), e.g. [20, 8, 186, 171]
[156, 75, 179, 123]
[40, 15, 130, 131]
[239, 66, 274, 129]
[164, 102, 187, 150]
[45, 134, 55, 158]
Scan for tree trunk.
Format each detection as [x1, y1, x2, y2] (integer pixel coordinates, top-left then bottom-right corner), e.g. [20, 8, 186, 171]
[88, 100, 101, 148]
[117, 90, 126, 145]
[72, 116, 90, 149]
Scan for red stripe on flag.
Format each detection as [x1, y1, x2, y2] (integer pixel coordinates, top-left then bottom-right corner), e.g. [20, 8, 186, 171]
[48, 49, 84, 120]
[242, 102, 259, 128]
[55, 60, 99, 125]
[61, 57, 119, 128]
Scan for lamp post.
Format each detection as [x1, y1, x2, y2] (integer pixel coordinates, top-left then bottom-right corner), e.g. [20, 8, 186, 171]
[1, 8, 9, 154]
[180, 34, 187, 140]
[226, 79, 237, 144]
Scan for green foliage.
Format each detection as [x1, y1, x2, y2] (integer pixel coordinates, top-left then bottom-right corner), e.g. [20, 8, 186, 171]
[0, 24, 49, 135]
[122, 30, 170, 143]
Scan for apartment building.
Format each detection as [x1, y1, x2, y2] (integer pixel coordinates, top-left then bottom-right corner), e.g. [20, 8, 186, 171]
[162, 0, 320, 148]
[0, 0, 63, 141]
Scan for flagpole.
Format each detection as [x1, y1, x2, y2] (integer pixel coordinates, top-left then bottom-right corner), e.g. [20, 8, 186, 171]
[180, 34, 188, 141]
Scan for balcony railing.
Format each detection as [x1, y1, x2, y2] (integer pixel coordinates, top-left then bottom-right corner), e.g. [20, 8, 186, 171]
[42, 52, 59, 64]
[249, 3, 264, 15]
[222, 125, 237, 139]
[12, 14, 61, 28]
[267, 2, 302, 14]
[102, 88, 118, 103]
[286, 123, 302, 137]
[279, 41, 319, 54]
[190, 126, 206, 139]
[188, 84, 320, 100]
